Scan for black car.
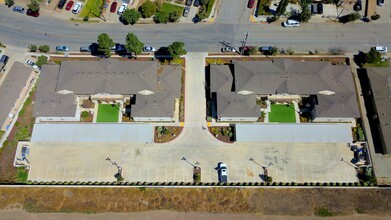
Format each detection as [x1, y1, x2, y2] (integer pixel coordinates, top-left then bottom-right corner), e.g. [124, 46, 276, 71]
[317, 3, 323, 14]
[186, 0, 193, 7]
[193, 0, 200, 7]
[58, 0, 67, 9]
[377, 0, 384, 6]
[354, 0, 362, 11]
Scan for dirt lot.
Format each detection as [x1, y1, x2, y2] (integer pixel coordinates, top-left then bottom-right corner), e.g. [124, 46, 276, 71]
[0, 187, 390, 216]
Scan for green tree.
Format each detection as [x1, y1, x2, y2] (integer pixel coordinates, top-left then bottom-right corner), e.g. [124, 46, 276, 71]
[139, 0, 157, 18]
[125, 32, 144, 57]
[27, 0, 40, 12]
[300, 1, 311, 22]
[121, 9, 141, 25]
[371, 14, 380, 20]
[196, 5, 208, 20]
[153, 11, 169, 23]
[168, 41, 187, 58]
[35, 55, 48, 67]
[276, 0, 288, 15]
[364, 48, 381, 64]
[168, 10, 181, 23]
[200, 0, 209, 5]
[97, 33, 114, 57]
[29, 45, 37, 52]
[5, 0, 15, 7]
[38, 45, 50, 53]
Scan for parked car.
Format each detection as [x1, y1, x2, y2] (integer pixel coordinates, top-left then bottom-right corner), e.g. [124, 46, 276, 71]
[317, 3, 323, 14]
[12, 6, 25, 14]
[65, 1, 74, 11]
[354, 0, 362, 11]
[117, 3, 127, 15]
[143, 46, 156, 52]
[0, 55, 9, 65]
[374, 46, 388, 53]
[56, 46, 70, 52]
[183, 6, 190, 17]
[58, 0, 67, 9]
[193, 0, 200, 7]
[110, 2, 117, 13]
[72, 2, 82, 14]
[377, 0, 384, 6]
[248, 0, 255, 8]
[217, 162, 228, 183]
[283, 19, 300, 27]
[25, 60, 41, 70]
[311, 4, 318, 14]
[80, 46, 92, 52]
[186, 0, 193, 6]
[221, 46, 236, 53]
[26, 9, 39, 17]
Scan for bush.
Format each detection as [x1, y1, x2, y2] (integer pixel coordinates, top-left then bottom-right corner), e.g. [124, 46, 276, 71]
[267, 16, 278, 23]
[139, 0, 157, 18]
[5, 0, 15, 7]
[35, 55, 48, 67]
[315, 207, 334, 217]
[300, 2, 311, 22]
[38, 45, 50, 53]
[287, 48, 294, 55]
[29, 45, 37, 52]
[154, 11, 169, 23]
[83, 16, 89, 21]
[364, 47, 381, 64]
[371, 14, 380, 20]
[196, 0, 215, 21]
[121, 9, 141, 25]
[81, 111, 89, 119]
[339, 13, 361, 23]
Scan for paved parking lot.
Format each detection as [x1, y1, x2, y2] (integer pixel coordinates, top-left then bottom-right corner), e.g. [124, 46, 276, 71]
[27, 140, 357, 183]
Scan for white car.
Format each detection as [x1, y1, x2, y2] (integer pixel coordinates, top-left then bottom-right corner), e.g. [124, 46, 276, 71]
[25, 59, 41, 70]
[374, 46, 388, 53]
[143, 46, 156, 52]
[283, 20, 300, 27]
[217, 162, 228, 183]
[72, 2, 82, 14]
[117, 3, 127, 15]
[221, 46, 236, 53]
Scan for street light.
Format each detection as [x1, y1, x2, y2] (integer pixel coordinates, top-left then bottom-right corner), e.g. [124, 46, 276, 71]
[181, 156, 199, 168]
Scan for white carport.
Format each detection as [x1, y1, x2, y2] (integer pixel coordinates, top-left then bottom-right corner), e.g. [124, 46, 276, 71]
[31, 123, 153, 143]
[235, 124, 353, 143]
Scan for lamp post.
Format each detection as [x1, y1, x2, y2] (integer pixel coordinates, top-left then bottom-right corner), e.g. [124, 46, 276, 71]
[181, 156, 199, 168]
[249, 157, 273, 182]
[106, 157, 123, 177]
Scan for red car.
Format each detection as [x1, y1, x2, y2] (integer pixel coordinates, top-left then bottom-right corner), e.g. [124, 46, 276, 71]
[247, 0, 255, 8]
[65, 1, 74, 11]
[110, 2, 117, 13]
[26, 9, 39, 17]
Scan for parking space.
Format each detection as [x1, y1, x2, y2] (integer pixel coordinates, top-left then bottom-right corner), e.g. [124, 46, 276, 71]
[27, 141, 357, 183]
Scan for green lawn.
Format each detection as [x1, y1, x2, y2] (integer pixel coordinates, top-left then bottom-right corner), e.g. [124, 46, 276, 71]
[160, 2, 184, 13]
[96, 104, 119, 122]
[79, 0, 103, 18]
[268, 104, 297, 123]
[363, 60, 390, 67]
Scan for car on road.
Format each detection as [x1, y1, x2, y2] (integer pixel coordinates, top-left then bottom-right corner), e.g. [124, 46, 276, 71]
[12, 6, 25, 14]
[143, 46, 156, 52]
[193, 0, 200, 7]
[221, 46, 236, 53]
[80, 46, 92, 52]
[26, 9, 39, 17]
[283, 19, 300, 27]
[58, 0, 67, 9]
[72, 2, 82, 14]
[110, 2, 117, 13]
[248, 0, 255, 8]
[25, 60, 41, 70]
[186, 0, 193, 6]
[117, 3, 127, 15]
[65, 1, 74, 11]
[374, 46, 388, 53]
[183, 6, 190, 17]
[56, 46, 70, 52]
[377, 0, 384, 6]
[217, 162, 228, 183]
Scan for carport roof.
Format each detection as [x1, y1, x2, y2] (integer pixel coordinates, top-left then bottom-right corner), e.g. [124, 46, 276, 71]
[236, 124, 353, 143]
[31, 123, 153, 143]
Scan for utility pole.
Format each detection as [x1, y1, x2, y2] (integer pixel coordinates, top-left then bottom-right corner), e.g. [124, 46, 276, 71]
[240, 32, 249, 55]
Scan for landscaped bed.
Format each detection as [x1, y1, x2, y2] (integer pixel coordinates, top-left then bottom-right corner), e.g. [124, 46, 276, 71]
[268, 103, 297, 123]
[79, 0, 104, 18]
[96, 104, 119, 122]
[154, 126, 183, 143]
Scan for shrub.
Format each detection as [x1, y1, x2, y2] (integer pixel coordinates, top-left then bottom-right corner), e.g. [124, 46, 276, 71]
[35, 55, 48, 67]
[121, 9, 141, 25]
[267, 16, 278, 23]
[83, 16, 89, 21]
[38, 45, 50, 53]
[287, 48, 294, 55]
[139, 0, 157, 18]
[154, 11, 169, 23]
[339, 13, 361, 23]
[315, 207, 334, 217]
[29, 45, 37, 52]
[364, 48, 381, 64]
[371, 14, 380, 20]
[81, 111, 89, 119]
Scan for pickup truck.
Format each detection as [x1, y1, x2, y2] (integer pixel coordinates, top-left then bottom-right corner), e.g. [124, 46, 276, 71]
[218, 162, 228, 183]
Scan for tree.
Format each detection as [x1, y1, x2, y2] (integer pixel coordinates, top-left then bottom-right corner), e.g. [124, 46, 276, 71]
[38, 45, 50, 53]
[29, 45, 37, 52]
[139, 0, 157, 18]
[196, 5, 208, 20]
[97, 33, 114, 57]
[5, 0, 14, 7]
[200, 0, 209, 5]
[168, 41, 187, 58]
[169, 10, 181, 23]
[125, 33, 144, 57]
[27, 0, 40, 12]
[121, 9, 141, 25]
[276, 0, 288, 15]
[299, 1, 311, 22]
[371, 14, 380, 20]
[153, 11, 169, 24]
[35, 55, 48, 67]
[364, 48, 381, 64]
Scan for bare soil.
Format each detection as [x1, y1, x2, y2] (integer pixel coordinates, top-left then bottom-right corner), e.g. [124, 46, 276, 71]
[0, 187, 390, 216]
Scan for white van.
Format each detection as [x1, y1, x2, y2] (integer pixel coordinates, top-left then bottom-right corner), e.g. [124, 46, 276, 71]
[283, 20, 300, 27]
[374, 46, 388, 53]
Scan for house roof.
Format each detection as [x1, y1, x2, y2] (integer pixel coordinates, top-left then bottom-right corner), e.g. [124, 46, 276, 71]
[0, 62, 33, 127]
[210, 65, 233, 93]
[210, 59, 359, 118]
[216, 92, 260, 118]
[33, 65, 77, 118]
[365, 67, 391, 154]
[34, 59, 181, 118]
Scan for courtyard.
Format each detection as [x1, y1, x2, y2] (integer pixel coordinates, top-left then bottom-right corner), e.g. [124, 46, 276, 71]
[268, 103, 297, 123]
[96, 104, 120, 123]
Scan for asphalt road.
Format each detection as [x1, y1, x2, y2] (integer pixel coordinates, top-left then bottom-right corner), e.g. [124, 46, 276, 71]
[0, 4, 390, 53]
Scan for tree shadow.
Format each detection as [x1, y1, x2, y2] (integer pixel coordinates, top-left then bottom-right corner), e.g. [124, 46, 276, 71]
[353, 51, 366, 68]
